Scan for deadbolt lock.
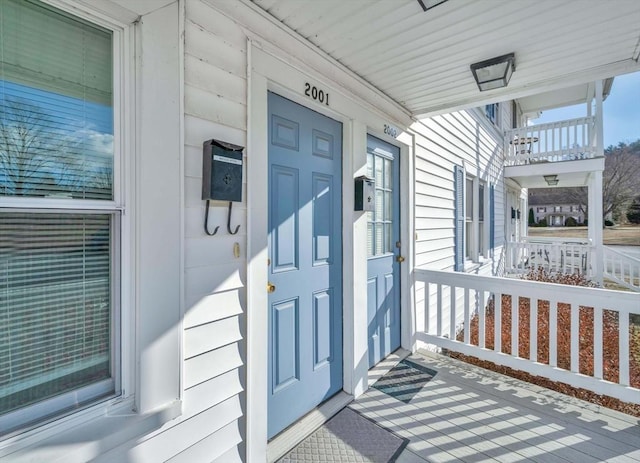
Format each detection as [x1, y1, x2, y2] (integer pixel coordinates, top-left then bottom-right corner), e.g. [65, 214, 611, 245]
[267, 282, 276, 293]
[396, 255, 405, 263]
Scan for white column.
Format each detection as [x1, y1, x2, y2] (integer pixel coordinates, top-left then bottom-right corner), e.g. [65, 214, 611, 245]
[595, 80, 604, 156]
[592, 80, 605, 284]
[346, 121, 370, 398]
[589, 171, 604, 284]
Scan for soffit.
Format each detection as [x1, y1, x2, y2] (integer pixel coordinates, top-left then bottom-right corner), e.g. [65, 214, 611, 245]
[251, 0, 640, 117]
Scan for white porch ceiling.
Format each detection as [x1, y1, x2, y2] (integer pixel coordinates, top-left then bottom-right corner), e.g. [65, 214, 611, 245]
[250, 0, 640, 117]
[518, 79, 613, 116]
[505, 157, 605, 189]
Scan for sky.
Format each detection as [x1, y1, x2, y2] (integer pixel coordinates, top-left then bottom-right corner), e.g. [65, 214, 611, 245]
[531, 71, 640, 148]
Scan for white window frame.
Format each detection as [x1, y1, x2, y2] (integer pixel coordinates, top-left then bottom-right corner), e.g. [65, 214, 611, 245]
[0, 0, 131, 437]
[463, 175, 489, 265]
[485, 102, 500, 127]
[478, 181, 488, 258]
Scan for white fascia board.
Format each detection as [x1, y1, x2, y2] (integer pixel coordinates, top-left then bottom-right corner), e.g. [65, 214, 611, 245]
[208, 0, 414, 130]
[413, 60, 640, 119]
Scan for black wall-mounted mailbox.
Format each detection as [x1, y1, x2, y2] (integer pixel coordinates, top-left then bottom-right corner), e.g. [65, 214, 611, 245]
[202, 139, 244, 202]
[354, 175, 375, 212]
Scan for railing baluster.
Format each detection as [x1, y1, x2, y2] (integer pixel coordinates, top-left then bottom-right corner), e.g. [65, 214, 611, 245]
[437, 283, 442, 337]
[512, 295, 519, 357]
[594, 306, 603, 379]
[478, 290, 486, 348]
[495, 292, 502, 353]
[530, 298, 538, 362]
[549, 299, 558, 367]
[425, 282, 430, 334]
[571, 303, 579, 373]
[450, 285, 456, 340]
[464, 288, 470, 344]
[620, 312, 630, 386]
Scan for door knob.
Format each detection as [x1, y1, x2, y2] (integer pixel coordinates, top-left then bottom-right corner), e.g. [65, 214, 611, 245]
[396, 255, 405, 263]
[267, 282, 276, 293]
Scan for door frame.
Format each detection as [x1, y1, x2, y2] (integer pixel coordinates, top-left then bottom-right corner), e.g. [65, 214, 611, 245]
[246, 39, 415, 461]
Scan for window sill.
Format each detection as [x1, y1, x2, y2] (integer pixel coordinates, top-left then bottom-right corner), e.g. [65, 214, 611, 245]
[463, 257, 492, 273]
[0, 398, 182, 462]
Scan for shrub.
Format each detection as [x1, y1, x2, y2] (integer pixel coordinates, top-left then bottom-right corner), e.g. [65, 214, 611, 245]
[537, 218, 547, 227]
[528, 208, 535, 226]
[605, 219, 615, 226]
[564, 217, 578, 227]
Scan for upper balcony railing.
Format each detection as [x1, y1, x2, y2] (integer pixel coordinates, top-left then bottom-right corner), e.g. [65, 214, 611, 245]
[505, 116, 598, 166]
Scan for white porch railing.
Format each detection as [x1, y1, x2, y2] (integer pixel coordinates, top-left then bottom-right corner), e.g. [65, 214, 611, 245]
[414, 268, 640, 405]
[604, 246, 640, 292]
[506, 238, 593, 276]
[505, 116, 597, 166]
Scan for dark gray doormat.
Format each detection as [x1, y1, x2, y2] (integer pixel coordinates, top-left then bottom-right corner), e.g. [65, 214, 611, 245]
[277, 407, 408, 463]
[372, 359, 437, 404]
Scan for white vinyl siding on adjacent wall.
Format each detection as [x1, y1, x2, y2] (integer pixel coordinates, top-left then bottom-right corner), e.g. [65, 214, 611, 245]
[181, 2, 247, 461]
[412, 105, 507, 343]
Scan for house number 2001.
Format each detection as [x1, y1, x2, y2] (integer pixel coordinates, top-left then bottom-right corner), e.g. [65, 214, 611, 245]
[304, 83, 329, 106]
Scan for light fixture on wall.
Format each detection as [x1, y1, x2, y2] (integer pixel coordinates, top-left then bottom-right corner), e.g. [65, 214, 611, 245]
[470, 53, 515, 92]
[544, 175, 559, 186]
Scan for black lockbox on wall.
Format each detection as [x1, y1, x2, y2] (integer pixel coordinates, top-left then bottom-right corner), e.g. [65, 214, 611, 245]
[202, 139, 244, 202]
[354, 175, 375, 212]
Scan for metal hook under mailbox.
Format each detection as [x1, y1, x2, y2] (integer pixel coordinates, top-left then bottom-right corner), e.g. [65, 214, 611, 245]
[203, 199, 219, 236]
[227, 201, 240, 235]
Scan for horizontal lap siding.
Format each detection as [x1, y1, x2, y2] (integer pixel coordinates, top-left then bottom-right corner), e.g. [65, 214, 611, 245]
[412, 107, 506, 336]
[182, 1, 249, 460]
[102, 3, 249, 461]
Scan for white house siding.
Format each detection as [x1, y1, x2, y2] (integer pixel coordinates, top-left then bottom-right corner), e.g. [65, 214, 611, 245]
[411, 106, 507, 341]
[93, 2, 249, 462]
[181, 1, 248, 461]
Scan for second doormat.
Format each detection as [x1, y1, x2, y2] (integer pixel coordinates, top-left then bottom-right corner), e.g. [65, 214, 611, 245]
[372, 358, 438, 403]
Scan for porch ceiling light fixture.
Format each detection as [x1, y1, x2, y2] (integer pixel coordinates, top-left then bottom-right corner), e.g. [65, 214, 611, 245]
[544, 175, 559, 186]
[416, 0, 448, 12]
[470, 53, 515, 92]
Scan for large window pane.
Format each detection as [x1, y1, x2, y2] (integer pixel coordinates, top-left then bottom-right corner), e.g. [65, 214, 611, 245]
[0, 0, 113, 200]
[0, 212, 113, 416]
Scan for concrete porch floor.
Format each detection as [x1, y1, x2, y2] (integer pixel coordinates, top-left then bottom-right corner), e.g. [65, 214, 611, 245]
[348, 350, 640, 463]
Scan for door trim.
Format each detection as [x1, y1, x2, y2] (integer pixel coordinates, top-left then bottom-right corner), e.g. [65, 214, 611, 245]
[246, 40, 415, 462]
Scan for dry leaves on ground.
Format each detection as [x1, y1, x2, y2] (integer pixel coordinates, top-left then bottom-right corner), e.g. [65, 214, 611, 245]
[451, 267, 640, 417]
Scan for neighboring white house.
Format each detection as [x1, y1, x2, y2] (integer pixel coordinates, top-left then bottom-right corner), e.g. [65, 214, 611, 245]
[528, 192, 586, 225]
[1, 1, 639, 462]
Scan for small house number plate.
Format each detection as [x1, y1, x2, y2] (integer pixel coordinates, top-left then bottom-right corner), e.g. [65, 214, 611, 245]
[304, 82, 330, 106]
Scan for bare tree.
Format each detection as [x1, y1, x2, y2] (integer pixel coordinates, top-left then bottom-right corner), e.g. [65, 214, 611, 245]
[0, 97, 88, 196]
[602, 145, 640, 221]
[0, 98, 53, 195]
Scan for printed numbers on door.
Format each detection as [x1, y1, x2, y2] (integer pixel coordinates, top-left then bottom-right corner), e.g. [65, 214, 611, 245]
[384, 124, 398, 138]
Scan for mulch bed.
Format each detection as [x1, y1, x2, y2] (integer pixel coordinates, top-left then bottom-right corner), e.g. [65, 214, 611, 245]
[450, 267, 640, 418]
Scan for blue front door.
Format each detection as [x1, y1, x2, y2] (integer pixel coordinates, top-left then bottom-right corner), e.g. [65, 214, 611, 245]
[267, 92, 343, 438]
[366, 135, 401, 367]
